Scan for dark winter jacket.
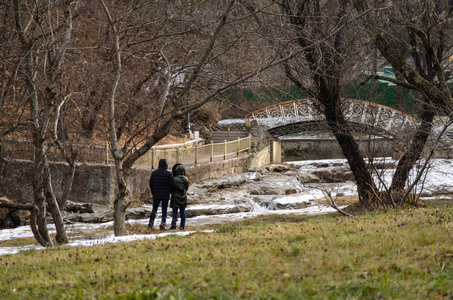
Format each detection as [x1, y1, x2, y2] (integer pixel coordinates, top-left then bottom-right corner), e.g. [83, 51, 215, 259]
[149, 159, 182, 200]
[170, 164, 189, 209]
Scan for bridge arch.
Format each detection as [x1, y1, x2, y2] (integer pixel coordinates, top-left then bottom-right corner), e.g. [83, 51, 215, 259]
[245, 98, 416, 137]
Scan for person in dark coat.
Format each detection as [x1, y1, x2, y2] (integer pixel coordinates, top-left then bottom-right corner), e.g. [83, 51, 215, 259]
[169, 163, 189, 230]
[148, 159, 181, 230]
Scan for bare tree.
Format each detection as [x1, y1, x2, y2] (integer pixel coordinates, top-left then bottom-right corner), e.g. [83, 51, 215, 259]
[268, 0, 453, 210]
[268, 0, 380, 208]
[98, 0, 291, 235]
[359, 0, 453, 202]
[0, 0, 85, 246]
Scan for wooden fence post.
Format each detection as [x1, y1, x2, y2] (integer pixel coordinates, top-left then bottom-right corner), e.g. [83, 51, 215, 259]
[224, 140, 227, 160]
[248, 134, 251, 153]
[195, 142, 199, 164]
[105, 141, 109, 164]
[210, 141, 214, 162]
[237, 137, 240, 156]
[152, 148, 156, 169]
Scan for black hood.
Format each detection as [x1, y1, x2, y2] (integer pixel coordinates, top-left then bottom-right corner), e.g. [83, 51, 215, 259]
[172, 163, 182, 176]
[158, 159, 168, 169]
[174, 164, 185, 176]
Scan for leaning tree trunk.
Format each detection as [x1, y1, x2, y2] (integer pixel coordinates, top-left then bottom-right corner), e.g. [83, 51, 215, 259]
[390, 102, 435, 195]
[322, 97, 379, 208]
[43, 158, 68, 244]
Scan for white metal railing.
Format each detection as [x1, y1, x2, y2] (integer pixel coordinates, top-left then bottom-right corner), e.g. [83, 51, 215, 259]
[245, 98, 416, 136]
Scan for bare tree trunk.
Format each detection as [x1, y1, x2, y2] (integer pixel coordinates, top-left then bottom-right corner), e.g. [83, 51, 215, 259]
[112, 167, 130, 236]
[279, 0, 380, 208]
[53, 96, 78, 210]
[27, 48, 53, 246]
[100, 0, 239, 235]
[100, 0, 128, 236]
[319, 91, 379, 207]
[11, 0, 76, 246]
[374, 29, 453, 201]
[30, 67, 69, 245]
[43, 158, 68, 244]
[32, 146, 53, 246]
[58, 159, 76, 210]
[0, 199, 51, 247]
[390, 102, 434, 193]
[32, 129, 68, 244]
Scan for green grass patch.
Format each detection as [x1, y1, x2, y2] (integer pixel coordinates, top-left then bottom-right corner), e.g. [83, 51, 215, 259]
[1, 204, 452, 299]
[0, 236, 38, 247]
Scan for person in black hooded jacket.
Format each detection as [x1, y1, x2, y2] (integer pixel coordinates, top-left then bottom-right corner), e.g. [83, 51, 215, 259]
[148, 159, 182, 230]
[169, 163, 189, 230]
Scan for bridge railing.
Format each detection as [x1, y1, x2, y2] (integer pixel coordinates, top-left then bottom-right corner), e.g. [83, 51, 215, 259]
[245, 98, 416, 136]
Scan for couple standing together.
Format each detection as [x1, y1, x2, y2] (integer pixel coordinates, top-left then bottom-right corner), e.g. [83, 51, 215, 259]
[148, 158, 189, 230]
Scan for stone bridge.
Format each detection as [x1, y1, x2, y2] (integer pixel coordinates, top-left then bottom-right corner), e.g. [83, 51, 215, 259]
[245, 98, 416, 137]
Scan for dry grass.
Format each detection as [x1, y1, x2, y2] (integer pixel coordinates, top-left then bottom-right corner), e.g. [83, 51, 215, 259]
[316, 195, 360, 206]
[0, 203, 452, 299]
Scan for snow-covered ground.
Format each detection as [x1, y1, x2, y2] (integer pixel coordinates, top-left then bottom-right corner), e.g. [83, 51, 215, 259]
[0, 223, 208, 256]
[290, 157, 453, 197]
[0, 204, 339, 256]
[1, 157, 452, 256]
[218, 119, 246, 126]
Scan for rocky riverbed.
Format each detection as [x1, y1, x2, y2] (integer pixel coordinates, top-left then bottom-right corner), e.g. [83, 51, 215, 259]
[2, 158, 453, 256]
[5, 158, 453, 227]
[63, 157, 453, 225]
[63, 161, 360, 224]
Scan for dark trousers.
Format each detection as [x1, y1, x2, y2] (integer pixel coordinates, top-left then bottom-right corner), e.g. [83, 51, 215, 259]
[148, 199, 169, 226]
[171, 208, 186, 229]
